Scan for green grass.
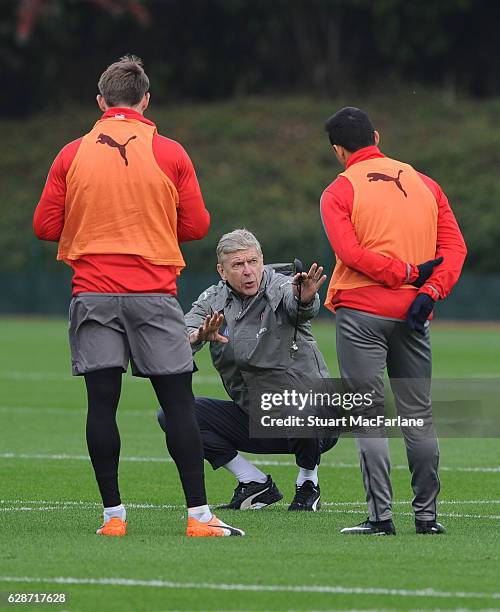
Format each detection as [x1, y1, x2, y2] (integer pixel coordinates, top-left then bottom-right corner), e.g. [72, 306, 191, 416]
[0, 318, 499, 610]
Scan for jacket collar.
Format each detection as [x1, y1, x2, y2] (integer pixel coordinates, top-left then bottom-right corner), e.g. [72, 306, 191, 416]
[100, 107, 156, 128]
[345, 145, 385, 169]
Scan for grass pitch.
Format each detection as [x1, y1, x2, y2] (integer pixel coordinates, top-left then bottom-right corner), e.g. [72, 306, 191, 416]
[0, 317, 499, 611]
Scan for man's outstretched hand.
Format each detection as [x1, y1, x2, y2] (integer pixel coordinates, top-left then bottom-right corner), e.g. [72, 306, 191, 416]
[411, 256, 444, 288]
[293, 263, 328, 304]
[407, 294, 435, 335]
[189, 313, 228, 345]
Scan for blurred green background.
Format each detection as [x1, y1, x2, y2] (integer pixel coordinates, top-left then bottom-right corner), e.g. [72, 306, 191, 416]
[2, 0, 499, 318]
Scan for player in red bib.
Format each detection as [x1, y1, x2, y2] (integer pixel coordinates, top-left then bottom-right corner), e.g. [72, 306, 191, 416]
[34, 55, 244, 538]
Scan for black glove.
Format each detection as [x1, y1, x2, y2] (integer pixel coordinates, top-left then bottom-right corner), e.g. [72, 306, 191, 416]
[411, 256, 443, 288]
[407, 294, 434, 335]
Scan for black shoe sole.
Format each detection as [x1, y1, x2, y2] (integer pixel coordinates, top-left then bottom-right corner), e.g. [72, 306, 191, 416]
[288, 498, 321, 512]
[416, 528, 446, 534]
[341, 529, 396, 535]
[341, 520, 396, 535]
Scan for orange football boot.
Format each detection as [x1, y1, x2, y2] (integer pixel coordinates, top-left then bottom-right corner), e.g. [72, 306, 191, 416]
[186, 514, 245, 537]
[96, 517, 127, 536]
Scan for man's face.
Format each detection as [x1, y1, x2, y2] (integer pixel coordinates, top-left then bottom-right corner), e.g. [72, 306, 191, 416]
[217, 248, 264, 297]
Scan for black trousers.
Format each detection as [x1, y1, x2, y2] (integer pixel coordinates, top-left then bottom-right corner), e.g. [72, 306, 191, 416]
[158, 396, 338, 471]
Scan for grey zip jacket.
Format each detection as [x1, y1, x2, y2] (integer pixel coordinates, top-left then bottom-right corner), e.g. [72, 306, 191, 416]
[185, 264, 330, 413]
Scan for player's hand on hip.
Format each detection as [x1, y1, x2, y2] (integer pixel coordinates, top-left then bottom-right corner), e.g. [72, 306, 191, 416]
[407, 294, 435, 335]
[293, 263, 328, 304]
[190, 313, 228, 345]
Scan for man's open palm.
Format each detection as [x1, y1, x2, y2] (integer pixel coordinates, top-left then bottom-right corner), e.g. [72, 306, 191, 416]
[190, 313, 228, 345]
[293, 263, 327, 304]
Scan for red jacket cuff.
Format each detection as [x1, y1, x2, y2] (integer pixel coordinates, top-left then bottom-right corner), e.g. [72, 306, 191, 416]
[407, 264, 419, 284]
[419, 284, 440, 301]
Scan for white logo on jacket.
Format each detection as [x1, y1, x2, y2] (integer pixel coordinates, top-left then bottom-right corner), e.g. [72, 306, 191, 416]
[256, 327, 268, 339]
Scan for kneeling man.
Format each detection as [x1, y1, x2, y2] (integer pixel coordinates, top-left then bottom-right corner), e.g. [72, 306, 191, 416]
[158, 229, 337, 511]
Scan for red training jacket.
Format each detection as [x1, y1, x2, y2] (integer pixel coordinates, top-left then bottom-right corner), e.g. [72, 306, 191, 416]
[320, 146, 467, 319]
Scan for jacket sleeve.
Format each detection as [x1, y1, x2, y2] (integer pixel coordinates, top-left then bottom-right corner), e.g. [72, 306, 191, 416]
[320, 178, 419, 287]
[175, 147, 210, 242]
[33, 149, 68, 241]
[281, 279, 321, 323]
[184, 287, 216, 354]
[33, 139, 82, 242]
[417, 176, 467, 300]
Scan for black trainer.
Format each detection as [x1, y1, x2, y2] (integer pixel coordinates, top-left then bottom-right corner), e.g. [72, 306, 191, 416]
[217, 475, 283, 510]
[288, 480, 321, 511]
[416, 519, 446, 534]
[341, 518, 396, 535]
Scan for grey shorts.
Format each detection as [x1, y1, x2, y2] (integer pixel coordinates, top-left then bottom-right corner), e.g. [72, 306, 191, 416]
[68, 294, 193, 377]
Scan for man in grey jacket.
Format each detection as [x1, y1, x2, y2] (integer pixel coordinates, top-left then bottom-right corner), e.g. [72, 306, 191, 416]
[158, 229, 337, 511]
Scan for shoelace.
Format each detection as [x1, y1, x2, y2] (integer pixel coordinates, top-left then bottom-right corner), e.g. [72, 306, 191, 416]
[234, 480, 264, 497]
[234, 482, 255, 497]
[234, 484, 247, 496]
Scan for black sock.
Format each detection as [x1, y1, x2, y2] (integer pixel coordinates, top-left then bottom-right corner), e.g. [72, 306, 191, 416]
[151, 372, 207, 508]
[84, 367, 123, 507]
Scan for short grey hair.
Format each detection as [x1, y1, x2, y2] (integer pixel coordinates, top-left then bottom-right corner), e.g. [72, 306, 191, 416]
[216, 229, 263, 263]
